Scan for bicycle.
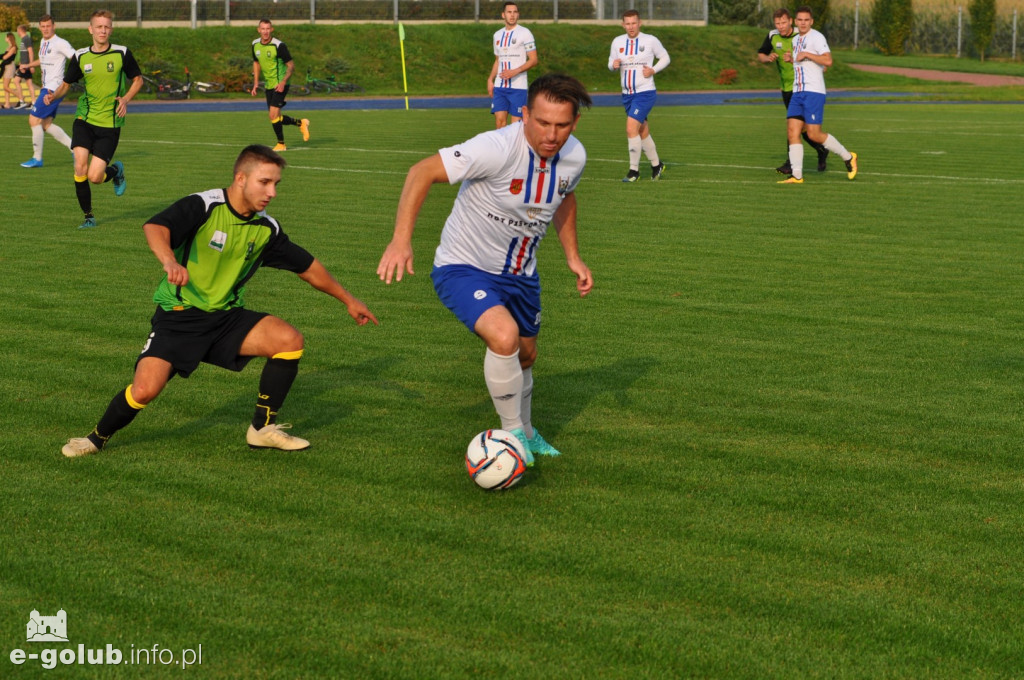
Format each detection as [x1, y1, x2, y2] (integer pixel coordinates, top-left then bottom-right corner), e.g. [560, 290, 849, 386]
[140, 70, 183, 96]
[156, 68, 226, 100]
[296, 67, 364, 95]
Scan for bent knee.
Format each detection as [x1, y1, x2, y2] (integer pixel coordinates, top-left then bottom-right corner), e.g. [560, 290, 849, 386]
[129, 383, 163, 405]
[277, 327, 305, 353]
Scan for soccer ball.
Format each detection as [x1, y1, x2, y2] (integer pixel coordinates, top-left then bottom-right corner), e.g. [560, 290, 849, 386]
[465, 429, 527, 490]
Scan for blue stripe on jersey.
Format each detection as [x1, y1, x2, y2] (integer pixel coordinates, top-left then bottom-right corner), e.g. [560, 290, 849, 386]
[502, 237, 519, 275]
[545, 154, 560, 203]
[523, 150, 536, 202]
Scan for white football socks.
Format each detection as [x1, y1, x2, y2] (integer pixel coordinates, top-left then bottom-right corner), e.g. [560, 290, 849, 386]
[788, 143, 805, 179]
[47, 123, 72, 151]
[641, 135, 660, 166]
[484, 348, 523, 433]
[627, 135, 642, 171]
[520, 366, 534, 439]
[822, 134, 852, 162]
[31, 125, 44, 161]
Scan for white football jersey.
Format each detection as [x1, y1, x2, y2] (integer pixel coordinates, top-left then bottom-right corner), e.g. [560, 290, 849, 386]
[435, 123, 587, 277]
[608, 32, 670, 94]
[492, 26, 536, 90]
[38, 35, 75, 91]
[792, 29, 829, 94]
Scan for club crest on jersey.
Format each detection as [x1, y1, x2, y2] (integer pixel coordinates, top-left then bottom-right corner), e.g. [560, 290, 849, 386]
[527, 208, 543, 220]
[557, 177, 570, 196]
[639, 45, 646, 52]
[618, 47, 625, 53]
[509, 179, 523, 195]
[106, 60, 114, 72]
[209, 230, 227, 252]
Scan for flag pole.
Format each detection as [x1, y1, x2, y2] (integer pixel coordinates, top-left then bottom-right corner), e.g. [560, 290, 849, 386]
[398, 22, 409, 110]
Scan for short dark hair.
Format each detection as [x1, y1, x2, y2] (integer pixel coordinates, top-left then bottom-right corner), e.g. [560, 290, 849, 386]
[772, 8, 791, 19]
[527, 73, 592, 118]
[622, 9, 640, 19]
[502, 1, 518, 10]
[795, 5, 813, 17]
[258, 18, 273, 26]
[234, 144, 287, 175]
[39, 14, 55, 24]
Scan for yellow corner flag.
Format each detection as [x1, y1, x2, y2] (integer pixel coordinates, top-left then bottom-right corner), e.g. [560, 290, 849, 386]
[398, 22, 409, 110]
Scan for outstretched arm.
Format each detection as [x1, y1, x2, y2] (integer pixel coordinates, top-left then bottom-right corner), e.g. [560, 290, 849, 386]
[377, 154, 450, 284]
[300, 258, 379, 326]
[552, 192, 592, 297]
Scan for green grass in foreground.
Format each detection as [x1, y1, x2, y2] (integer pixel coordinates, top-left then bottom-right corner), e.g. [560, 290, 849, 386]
[1, 103, 1023, 678]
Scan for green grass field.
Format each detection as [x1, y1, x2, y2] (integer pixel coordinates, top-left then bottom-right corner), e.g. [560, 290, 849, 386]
[2, 100, 1024, 677]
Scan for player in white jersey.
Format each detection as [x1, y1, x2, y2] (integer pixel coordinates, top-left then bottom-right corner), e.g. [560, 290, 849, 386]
[20, 15, 75, 168]
[379, 73, 593, 465]
[778, 6, 858, 184]
[609, 9, 670, 182]
[487, 2, 537, 129]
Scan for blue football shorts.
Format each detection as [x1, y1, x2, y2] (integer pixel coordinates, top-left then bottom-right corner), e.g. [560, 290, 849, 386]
[622, 90, 657, 124]
[491, 87, 527, 117]
[431, 264, 542, 337]
[30, 89, 63, 119]
[787, 91, 826, 125]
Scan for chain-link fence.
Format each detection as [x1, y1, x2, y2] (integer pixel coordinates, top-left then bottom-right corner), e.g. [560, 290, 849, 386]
[827, 6, 1020, 59]
[8, 0, 707, 25]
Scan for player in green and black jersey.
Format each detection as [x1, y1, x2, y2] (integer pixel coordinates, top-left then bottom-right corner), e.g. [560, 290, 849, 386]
[44, 9, 143, 229]
[757, 8, 828, 174]
[61, 145, 379, 458]
[250, 19, 309, 151]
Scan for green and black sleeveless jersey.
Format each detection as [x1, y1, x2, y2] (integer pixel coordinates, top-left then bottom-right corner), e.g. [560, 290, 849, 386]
[148, 189, 315, 312]
[758, 29, 797, 93]
[64, 44, 142, 128]
[251, 38, 292, 88]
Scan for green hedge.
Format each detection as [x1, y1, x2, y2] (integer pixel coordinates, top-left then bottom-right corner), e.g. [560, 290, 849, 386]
[871, 0, 913, 55]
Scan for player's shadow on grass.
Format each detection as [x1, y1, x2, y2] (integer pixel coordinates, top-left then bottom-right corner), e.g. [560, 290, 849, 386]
[458, 356, 657, 438]
[128, 355, 409, 445]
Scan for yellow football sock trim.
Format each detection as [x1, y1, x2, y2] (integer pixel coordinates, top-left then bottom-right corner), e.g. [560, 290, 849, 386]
[272, 349, 304, 361]
[75, 175, 88, 182]
[125, 385, 146, 410]
[271, 116, 283, 123]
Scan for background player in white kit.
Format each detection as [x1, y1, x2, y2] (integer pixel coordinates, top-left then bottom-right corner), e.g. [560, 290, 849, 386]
[20, 15, 75, 168]
[609, 9, 670, 182]
[378, 73, 593, 465]
[777, 6, 858, 184]
[487, 1, 537, 129]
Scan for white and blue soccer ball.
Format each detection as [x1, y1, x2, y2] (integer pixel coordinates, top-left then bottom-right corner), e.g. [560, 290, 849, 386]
[465, 429, 527, 490]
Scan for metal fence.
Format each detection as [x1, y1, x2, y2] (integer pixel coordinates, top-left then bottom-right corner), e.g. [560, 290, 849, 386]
[11, 0, 707, 26]
[826, 6, 1021, 60]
